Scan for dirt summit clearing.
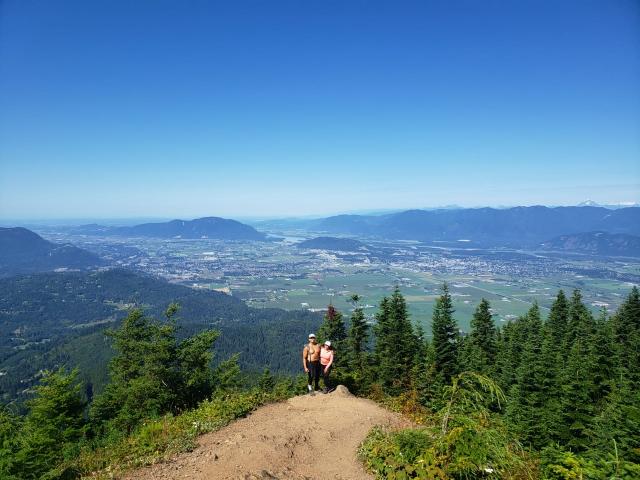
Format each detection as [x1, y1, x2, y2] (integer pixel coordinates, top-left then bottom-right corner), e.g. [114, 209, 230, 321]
[125, 386, 409, 480]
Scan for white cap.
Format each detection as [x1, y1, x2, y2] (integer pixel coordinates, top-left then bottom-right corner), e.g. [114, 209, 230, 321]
[324, 340, 331, 347]
[308, 333, 316, 338]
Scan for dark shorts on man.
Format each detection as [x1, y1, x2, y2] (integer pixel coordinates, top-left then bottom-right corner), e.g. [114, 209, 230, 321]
[308, 360, 321, 390]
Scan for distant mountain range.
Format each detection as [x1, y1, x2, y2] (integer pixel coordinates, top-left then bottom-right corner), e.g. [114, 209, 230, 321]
[296, 236, 367, 251]
[0, 227, 103, 277]
[576, 200, 640, 209]
[313, 206, 640, 246]
[540, 231, 640, 257]
[71, 216, 266, 240]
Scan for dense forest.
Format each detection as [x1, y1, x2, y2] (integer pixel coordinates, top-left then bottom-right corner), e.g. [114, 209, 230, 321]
[0, 269, 320, 403]
[352, 286, 640, 478]
[0, 282, 638, 479]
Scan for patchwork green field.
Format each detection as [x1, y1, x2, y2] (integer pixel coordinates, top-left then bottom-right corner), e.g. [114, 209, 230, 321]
[40, 231, 638, 335]
[226, 268, 632, 333]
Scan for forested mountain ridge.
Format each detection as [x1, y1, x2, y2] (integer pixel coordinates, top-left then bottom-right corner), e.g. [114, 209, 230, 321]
[0, 269, 320, 403]
[70, 216, 266, 240]
[0, 227, 103, 277]
[316, 206, 640, 246]
[540, 231, 640, 257]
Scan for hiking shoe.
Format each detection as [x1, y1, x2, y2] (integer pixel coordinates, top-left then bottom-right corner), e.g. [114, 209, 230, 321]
[307, 385, 313, 393]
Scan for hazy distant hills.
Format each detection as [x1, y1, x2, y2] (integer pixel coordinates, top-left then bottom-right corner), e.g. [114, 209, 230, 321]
[297, 236, 367, 251]
[0, 227, 103, 276]
[72, 216, 266, 240]
[576, 200, 640, 209]
[540, 231, 640, 257]
[315, 206, 640, 246]
[0, 269, 319, 403]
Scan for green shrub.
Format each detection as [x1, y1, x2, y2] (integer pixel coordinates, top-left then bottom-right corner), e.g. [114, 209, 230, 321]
[540, 446, 640, 480]
[360, 373, 532, 479]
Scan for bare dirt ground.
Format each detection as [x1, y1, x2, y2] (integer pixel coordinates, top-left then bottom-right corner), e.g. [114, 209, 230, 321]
[125, 386, 409, 480]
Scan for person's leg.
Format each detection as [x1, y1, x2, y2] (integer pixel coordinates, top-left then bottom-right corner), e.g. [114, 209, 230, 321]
[322, 366, 331, 392]
[312, 361, 321, 390]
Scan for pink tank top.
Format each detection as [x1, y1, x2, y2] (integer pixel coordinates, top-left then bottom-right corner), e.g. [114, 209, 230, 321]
[320, 348, 334, 367]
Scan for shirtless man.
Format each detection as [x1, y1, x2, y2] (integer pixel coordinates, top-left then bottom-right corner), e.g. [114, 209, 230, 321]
[303, 333, 321, 393]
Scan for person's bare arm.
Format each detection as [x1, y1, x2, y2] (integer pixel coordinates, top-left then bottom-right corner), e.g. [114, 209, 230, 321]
[302, 345, 309, 372]
[324, 351, 334, 372]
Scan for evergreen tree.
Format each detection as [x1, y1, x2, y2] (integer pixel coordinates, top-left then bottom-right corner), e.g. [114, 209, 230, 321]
[431, 283, 460, 384]
[389, 286, 418, 390]
[565, 289, 595, 347]
[90, 308, 179, 431]
[13, 369, 86, 479]
[373, 288, 417, 395]
[494, 325, 515, 392]
[505, 304, 546, 448]
[318, 303, 347, 366]
[414, 327, 439, 408]
[177, 329, 220, 409]
[214, 353, 243, 392]
[0, 404, 20, 480]
[612, 286, 640, 387]
[591, 308, 616, 405]
[547, 289, 569, 345]
[346, 294, 370, 380]
[258, 368, 276, 393]
[559, 335, 598, 451]
[464, 298, 497, 376]
[373, 296, 393, 388]
[91, 305, 219, 432]
[538, 319, 564, 445]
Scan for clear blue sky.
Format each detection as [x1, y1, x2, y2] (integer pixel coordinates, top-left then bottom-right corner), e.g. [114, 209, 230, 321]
[1, 0, 639, 219]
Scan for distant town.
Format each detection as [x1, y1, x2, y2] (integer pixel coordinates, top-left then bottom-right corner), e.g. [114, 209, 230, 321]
[37, 227, 639, 331]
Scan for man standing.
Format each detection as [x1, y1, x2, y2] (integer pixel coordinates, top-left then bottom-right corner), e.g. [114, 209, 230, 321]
[303, 333, 321, 393]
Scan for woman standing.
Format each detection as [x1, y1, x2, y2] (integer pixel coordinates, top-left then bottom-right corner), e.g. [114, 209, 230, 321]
[320, 340, 334, 393]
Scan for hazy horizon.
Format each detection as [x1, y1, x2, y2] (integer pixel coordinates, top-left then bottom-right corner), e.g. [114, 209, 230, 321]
[2, 200, 639, 226]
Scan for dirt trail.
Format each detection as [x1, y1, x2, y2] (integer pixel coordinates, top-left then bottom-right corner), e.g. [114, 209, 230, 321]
[125, 386, 408, 480]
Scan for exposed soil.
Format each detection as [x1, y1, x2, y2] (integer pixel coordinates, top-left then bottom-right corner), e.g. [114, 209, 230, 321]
[125, 386, 409, 480]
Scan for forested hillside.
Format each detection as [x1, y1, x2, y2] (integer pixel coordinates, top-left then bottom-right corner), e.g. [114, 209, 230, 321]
[317, 206, 640, 246]
[0, 269, 320, 404]
[540, 231, 640, 256]
[1, 271, 638, 478]
[354, 286, 640, 478]
[70, 216, 267, 240]
[0, 227, 103, 277]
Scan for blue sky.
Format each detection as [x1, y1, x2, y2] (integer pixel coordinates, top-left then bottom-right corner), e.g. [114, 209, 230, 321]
[1, 0, 639, 219]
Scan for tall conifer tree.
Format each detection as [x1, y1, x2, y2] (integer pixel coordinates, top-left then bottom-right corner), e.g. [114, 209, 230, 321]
[464, 298, 497, 376]
[318, 303, 347, 366]
[431, 283, 459, 384]
[505, 304, 546, 448]
[13, 369, 86, 479]
[547, 289, 569, 344]
[373, 288, 417, 395]
[346, 294, 369, 379]
[389, 286, 418, 392]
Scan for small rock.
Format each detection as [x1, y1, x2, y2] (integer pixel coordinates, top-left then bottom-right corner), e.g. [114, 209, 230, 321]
[260, 470, 279, 479]
[333, 385, 352, 397]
